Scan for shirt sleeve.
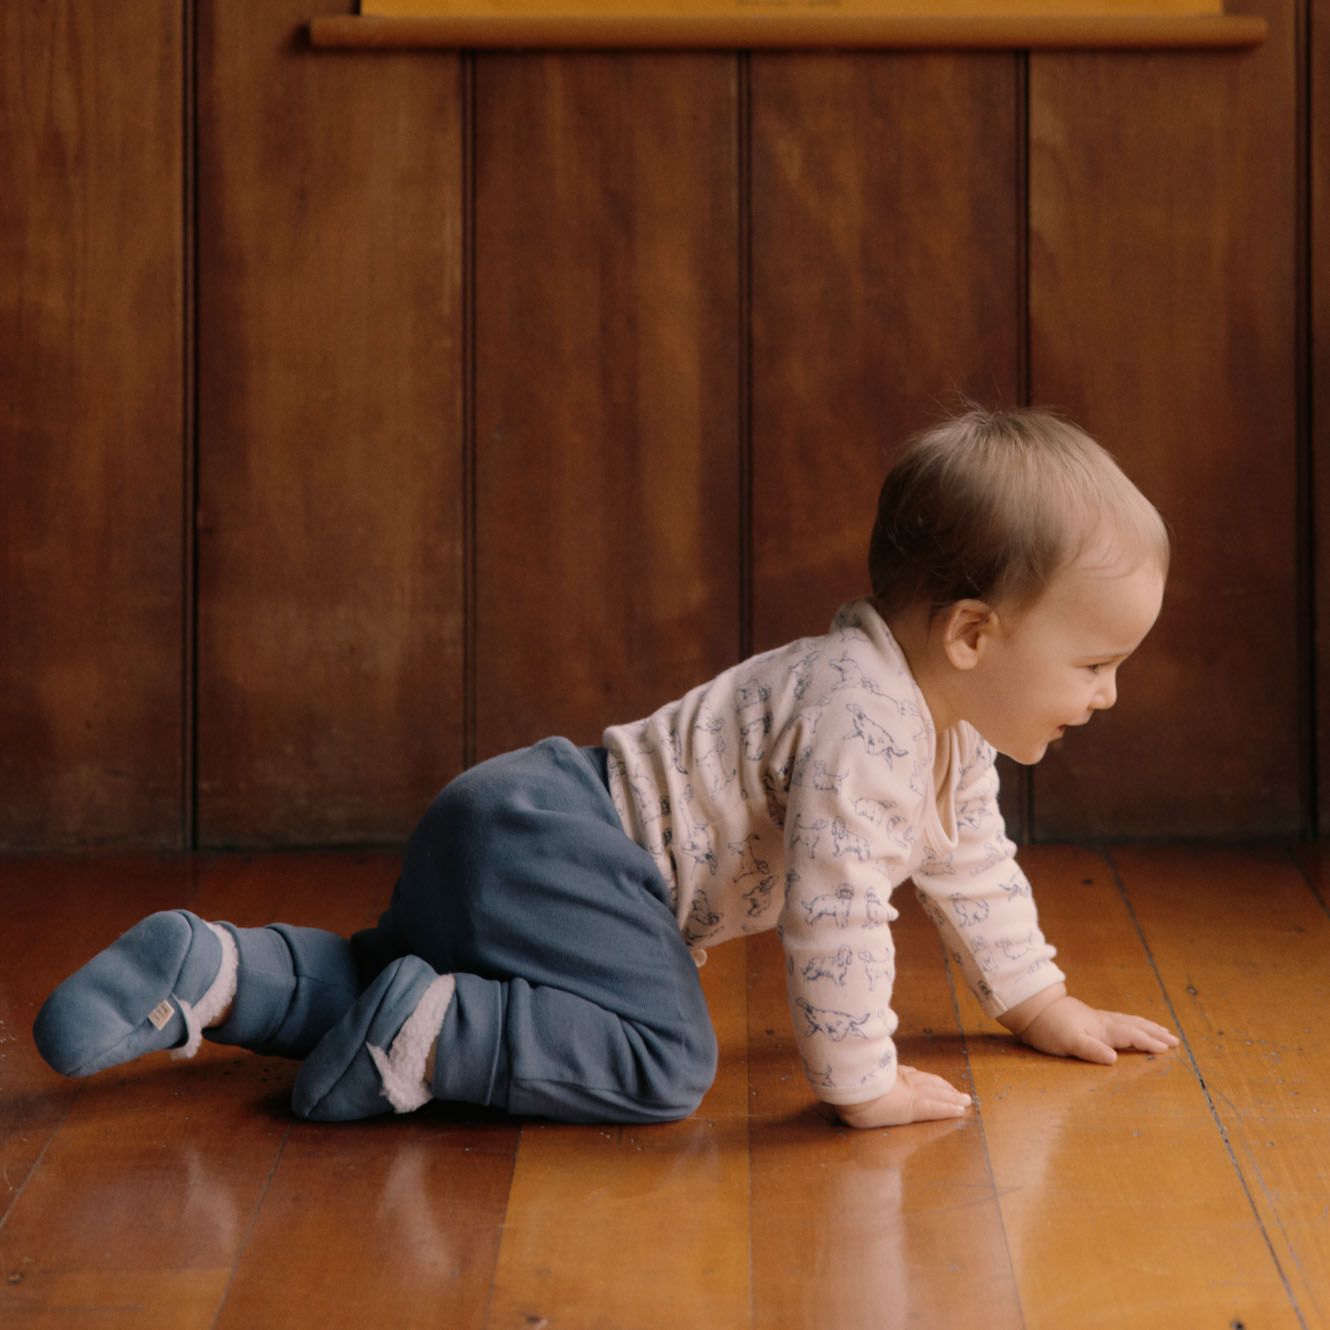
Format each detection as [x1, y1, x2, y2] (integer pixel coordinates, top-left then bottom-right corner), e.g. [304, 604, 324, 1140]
[775, 705, 915, 1106]
[911, 739, 1065, 1018]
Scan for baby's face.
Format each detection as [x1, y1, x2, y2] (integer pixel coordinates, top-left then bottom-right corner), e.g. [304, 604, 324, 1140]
[964, 551, 1166, 765]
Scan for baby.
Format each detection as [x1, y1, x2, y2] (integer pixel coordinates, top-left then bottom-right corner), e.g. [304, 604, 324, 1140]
[34, 406, 1178, 1130]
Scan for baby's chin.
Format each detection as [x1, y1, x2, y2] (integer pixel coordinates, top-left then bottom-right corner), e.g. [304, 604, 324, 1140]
[996, 740, 1051, 766]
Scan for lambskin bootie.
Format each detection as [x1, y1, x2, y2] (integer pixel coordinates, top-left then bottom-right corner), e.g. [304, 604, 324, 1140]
[33, 910, 237, 1077]
[291, 955, 455, 1122]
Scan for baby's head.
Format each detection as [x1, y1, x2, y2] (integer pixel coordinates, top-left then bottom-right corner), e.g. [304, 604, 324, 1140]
[869, 406, 1169, 620]
[869, 407, 1170, 762]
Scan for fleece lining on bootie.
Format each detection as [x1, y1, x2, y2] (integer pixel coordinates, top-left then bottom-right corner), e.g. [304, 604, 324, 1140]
[33, 910, 235, 1077]
[369, 973, 456, 1112]
[290, 956, 454, 1122]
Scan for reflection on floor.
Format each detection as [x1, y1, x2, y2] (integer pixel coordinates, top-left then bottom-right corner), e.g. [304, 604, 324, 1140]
[1, 843, 1326, 1329]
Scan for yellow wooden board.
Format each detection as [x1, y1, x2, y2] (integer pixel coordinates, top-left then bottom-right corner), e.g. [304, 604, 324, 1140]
[363, 1, 1223, 17]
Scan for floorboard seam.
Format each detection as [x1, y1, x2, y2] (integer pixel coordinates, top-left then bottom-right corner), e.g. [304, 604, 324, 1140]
[479, 1127, 522, 1330]
[1103, 846, 1310, 1330]
[938, 928, 1028, 1330]
[207, 1122, 292, 1330]
[0, 1091, 71, 1239]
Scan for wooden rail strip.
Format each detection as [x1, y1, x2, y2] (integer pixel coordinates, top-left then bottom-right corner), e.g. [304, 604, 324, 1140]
[309, 12, 1267, 50]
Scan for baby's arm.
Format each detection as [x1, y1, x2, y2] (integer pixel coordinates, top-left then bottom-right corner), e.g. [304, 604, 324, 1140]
[996, 982, 1178, 1063]
[915, 740, 1177, 1068]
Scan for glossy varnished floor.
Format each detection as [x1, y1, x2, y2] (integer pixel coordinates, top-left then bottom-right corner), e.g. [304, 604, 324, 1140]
[1, 844, 1327, 1329]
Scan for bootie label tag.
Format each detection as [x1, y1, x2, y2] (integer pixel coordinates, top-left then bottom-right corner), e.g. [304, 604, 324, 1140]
[148, 1000, 175, 1031]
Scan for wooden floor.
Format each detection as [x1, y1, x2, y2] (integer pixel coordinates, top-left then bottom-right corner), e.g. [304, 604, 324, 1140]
[1, 844, 1327, 1329]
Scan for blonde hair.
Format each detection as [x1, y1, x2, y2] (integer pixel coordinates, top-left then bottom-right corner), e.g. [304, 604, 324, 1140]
[868, 406, 1169, 618]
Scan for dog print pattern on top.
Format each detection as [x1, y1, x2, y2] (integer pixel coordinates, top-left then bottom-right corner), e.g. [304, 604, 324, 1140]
[801, 945, 855, 987]
[857, 950, 895, 992]
[802, 885, 855, 929]
[602, 599, 1065, 1106]
[796, 997, 871, 1043]
[844, 704, 910, 766]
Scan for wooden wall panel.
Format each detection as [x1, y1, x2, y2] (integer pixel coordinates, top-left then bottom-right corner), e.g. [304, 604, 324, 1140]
[472, 54, 742, 757]
[1029, 0, 1300, 838]
[0, 2, 184, 849]
[196, 1, 465, 845]
[749, 54, 1029, 832]
[1315, 0, 1330, 835]
[3, 9, 1322, 849]
[749, 54, 1024, 652]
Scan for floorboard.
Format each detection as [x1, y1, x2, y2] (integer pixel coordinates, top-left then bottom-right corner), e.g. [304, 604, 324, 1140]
[955, 844, 1303, 1330]
[1114, 844, 1329, 1330]
[486, 942, 751, 1329]
[0, 846, 1324, 1329]
[748, 913, 1023, 1330]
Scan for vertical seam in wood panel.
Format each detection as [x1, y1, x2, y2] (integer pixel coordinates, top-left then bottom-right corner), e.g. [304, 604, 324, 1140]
[1016, 51, 1031, 415]
[738, 52, 754, 664]
[463, 50, 479, 772]
[1296, 0, 1318, 836]
[182, 0, 199, 850]
[1104, 847, 1312, 1330]
[738, 71, 756, 1319]
[1016, 49, 1035, 845]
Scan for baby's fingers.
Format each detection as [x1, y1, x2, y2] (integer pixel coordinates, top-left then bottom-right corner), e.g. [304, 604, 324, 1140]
[913, 1094, 971, 1122]
[1070, 1030, 1118, 1065]
[1104, 1013, 1180, 1054]
[899, 1066, 971, 1121]
[909, 1078, 972, 1121]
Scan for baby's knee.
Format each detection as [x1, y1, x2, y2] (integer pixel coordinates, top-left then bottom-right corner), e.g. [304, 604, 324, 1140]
[401, 764, 507, 882]
[648, 1019, 719, 1120]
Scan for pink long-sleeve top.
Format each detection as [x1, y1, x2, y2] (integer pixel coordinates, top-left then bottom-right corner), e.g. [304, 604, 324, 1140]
[602, 598, 1064, 1105]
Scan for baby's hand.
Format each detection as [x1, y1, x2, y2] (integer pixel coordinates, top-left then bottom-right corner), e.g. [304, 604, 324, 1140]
[833, 1065, 972, 1129]
[1018, 993, 1179, 1065]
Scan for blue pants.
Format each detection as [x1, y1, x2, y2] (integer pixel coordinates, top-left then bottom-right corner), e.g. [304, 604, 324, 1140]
[212, 739, 717, 1124]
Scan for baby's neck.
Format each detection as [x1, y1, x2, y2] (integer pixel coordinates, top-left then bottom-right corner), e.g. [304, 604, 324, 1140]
[883, 602, 960, 738]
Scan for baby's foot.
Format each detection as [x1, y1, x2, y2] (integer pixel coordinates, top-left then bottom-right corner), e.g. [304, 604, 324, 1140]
[291, 957, 454, 1122]
[33, 910, 237, 1077]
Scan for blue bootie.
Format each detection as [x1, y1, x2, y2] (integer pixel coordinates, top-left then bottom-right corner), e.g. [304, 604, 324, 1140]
[291, 956, 454, 1122]
[33, 910, 233, 1077]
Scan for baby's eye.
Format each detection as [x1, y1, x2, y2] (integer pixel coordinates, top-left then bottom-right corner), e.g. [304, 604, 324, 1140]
[1085, 663, 1104, 674]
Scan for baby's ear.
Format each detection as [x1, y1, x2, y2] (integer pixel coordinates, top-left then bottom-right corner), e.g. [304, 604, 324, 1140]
[939, 599, 996, 670]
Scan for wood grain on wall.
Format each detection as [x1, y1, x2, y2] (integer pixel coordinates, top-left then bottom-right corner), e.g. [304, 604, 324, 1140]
[1028, 0, 1300, 838]
[472, 53, 742, 758]
[750, 53, 1025, 651]
[0, 1, 185, 849]
[749, 52, 1029, 830]
[195, 0, 466, 845]
[1314, 0, 1330, 834]
[0, 3, 1318, 848]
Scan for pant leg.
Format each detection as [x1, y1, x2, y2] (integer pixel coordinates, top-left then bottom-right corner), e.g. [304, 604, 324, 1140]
[207, 923, 363, 1061]
[382, 737, 717, 1124]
